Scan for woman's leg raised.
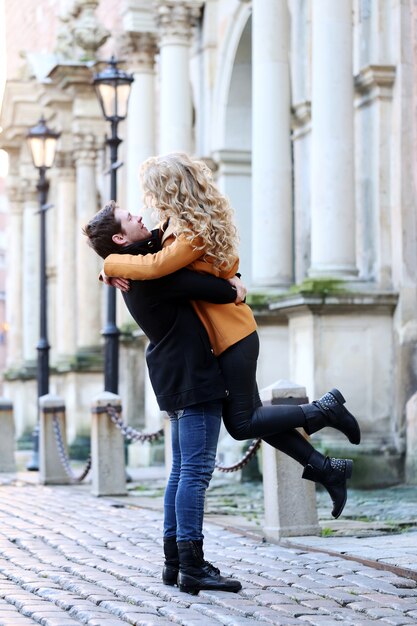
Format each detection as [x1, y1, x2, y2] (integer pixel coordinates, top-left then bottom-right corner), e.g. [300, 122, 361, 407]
[219, 331, 358, 518]
[219, 332, 360, 446]
[218, 332, 306, 441]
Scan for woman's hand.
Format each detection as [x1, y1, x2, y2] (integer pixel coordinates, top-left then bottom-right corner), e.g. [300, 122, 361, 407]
[100, 269, 130, 292]
[228, 275, 247, 303]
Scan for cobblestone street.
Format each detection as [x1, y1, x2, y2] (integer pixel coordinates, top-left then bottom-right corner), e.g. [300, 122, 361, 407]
[0, 471, 417, 625]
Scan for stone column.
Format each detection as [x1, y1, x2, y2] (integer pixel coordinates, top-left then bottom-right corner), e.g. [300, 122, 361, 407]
[5, 171, 24, 369]
[155, 1, 202, 153]
[310, 0, 357, 278]
[121, 31, 158, 228]
[54, 152, 77, 362]
[213, 150, 252, 282]
[290, 0, 312, 283]
[353, 2, 395, 287]
[355, 66, 395, 285]
[74, 135, 101, 352]
[251, 0, 293, 288]
[22, 181, 40, 364]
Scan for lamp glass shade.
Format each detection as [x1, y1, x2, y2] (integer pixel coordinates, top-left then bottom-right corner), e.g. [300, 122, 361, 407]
[95, 81, 132, 120]
[27, 118, 60, 169]
[96, 83, 114, 119]
[116, 83, 132, 119]
[93, 57, 134, 121]
[28, 137, 58, 168]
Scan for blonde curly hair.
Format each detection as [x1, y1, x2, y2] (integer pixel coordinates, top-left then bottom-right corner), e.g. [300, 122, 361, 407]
[140, 153, 239, 270]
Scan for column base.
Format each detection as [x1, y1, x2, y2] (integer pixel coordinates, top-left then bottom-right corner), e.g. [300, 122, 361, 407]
[270, 291, 401, 489]
[308, 265, 359, 279]
[310, 439, 404, 489]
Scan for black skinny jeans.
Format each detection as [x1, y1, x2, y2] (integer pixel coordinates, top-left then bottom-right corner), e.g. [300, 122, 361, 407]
[218, 331, 316, 467]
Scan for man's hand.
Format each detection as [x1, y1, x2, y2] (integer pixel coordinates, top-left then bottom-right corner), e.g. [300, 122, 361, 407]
[100, 269, 130, 292]
[228, 275, 247, 304]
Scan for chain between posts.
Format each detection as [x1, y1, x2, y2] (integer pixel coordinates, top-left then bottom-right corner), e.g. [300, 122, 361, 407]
[215, 438, 262, 473]
[52, 414, 92, 483]
[105, 404, 164, 442]
[49, 405, 261, 479]
[106, 404, 261, 472]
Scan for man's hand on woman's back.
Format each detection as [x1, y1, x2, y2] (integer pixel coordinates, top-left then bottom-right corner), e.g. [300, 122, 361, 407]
[227, 275, 247, 303]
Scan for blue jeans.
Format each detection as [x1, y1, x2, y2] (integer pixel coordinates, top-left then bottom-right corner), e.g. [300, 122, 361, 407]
[163, 400, 222, 542]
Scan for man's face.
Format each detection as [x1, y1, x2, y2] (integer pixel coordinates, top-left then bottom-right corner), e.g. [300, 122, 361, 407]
[113, 207, 151, 245]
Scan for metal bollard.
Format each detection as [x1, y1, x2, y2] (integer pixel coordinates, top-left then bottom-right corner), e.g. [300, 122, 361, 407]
[260, 380, 320, 540]
[39, 394, 71, 485]
[0, 398, 16, 473]
[91, 391, 127, 497]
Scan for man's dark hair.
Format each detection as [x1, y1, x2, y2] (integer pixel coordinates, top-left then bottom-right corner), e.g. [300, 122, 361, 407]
[83, 200, 123, 259]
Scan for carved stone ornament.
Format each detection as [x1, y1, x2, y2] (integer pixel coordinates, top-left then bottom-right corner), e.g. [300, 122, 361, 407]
[71, 0, 110, 61]
[54, 151, 76, 171]
[55, 12, 75, 60]
[5, 183, 23, 208]
[117, 32, 158, 71]
[155, 1, 202, 44]
[73, 134, 97, 165]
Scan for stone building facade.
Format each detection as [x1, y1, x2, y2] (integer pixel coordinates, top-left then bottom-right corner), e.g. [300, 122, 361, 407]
[1, 0, 417, 485]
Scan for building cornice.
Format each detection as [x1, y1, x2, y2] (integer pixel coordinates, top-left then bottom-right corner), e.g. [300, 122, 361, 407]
[355, 64, 396, 108]
[0, 80, 45, 146]
[269, 290, 399, 317]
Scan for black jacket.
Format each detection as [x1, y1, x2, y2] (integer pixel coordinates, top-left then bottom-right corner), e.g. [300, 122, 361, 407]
[120, 232, 237, 411]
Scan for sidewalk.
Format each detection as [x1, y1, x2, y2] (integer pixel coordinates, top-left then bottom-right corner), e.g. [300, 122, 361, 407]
[126, 467, 417, 582]
[0, 463, 417, 625]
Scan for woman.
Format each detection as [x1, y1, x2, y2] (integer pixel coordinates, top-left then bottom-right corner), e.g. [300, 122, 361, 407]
[101, 153, 361, 575]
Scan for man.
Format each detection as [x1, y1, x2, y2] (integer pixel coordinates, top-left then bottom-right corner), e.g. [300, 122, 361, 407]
[84, 201, 243, 595]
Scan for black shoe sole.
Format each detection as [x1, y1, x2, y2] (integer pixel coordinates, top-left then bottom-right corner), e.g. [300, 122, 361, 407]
[178, 573, 242, 595]
[179, 584, 242, 595]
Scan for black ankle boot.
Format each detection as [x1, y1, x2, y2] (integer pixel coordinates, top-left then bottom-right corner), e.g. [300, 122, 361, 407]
[177, 540, 242, 595]
[163, 536, 179, 586]
[301, 388, 361, 444]
[302, 454, 353, 519]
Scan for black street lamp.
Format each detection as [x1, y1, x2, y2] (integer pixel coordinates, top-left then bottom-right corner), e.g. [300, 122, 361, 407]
[93, 56, 134, 394]
[26, 116, 60, 470]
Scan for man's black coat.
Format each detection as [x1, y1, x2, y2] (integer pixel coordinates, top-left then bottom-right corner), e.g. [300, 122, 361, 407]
[120, 233, 236, 411]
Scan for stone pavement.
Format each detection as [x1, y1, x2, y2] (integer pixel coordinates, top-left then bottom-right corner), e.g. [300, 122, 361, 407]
[0, 468, 417, 625]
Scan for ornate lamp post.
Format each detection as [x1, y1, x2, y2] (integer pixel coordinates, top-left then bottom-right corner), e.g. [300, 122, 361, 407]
[26, 116, 60, 470]
[93, 56, 134, 393]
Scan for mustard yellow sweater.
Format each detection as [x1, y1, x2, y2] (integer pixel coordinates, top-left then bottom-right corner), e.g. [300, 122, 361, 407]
[104, 228, 257, 355]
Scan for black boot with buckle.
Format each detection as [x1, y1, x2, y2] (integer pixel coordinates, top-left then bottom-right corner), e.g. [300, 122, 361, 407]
[162, 536, 179, 586]
[302, 450, 353, 519]
[177, 539, 242, 595]
[300, 388, 361, 444]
